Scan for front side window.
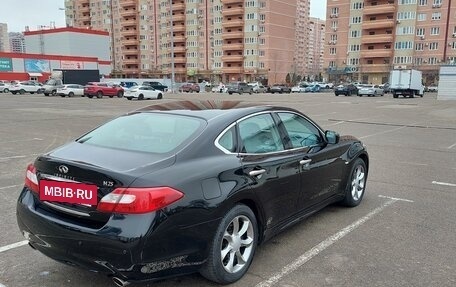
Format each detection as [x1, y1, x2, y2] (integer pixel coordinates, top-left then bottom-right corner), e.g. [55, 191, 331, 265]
[277, 113, 323, 149]
[238, 114, 284, 154]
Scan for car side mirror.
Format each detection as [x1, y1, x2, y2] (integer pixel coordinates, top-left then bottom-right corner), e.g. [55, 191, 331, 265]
[325, 130, 340, 144]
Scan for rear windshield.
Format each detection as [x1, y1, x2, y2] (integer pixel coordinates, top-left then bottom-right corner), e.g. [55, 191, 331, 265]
[77, 113, 205, 154]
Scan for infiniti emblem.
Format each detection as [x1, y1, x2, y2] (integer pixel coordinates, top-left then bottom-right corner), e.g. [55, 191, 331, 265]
[58, 165, 69, 174]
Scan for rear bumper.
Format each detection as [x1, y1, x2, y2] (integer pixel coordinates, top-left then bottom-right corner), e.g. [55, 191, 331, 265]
[16, 188, 215, 282]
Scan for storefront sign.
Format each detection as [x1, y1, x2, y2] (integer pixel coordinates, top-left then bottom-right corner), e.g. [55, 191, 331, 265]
[24, 59, 50, 73]
[0, 58, 13, 71]
[60, 60, 84, 70]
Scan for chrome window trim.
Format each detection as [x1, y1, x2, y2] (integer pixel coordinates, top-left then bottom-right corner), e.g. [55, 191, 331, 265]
[40, 174, 81, 184]
[42, 201, 91, 217]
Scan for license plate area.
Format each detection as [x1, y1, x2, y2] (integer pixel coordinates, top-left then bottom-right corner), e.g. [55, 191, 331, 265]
[39, 179, 98, 205]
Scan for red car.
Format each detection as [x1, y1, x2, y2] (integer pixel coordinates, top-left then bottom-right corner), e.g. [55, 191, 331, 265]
[179, 82, 200, 93]
[84, 82, 124, 98]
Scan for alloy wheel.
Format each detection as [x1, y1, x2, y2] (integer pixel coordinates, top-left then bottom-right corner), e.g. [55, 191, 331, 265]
[351, 165, 365, 201]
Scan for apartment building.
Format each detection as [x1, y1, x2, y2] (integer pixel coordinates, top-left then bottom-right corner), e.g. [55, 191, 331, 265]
[0, 23, 10, 52]
[65, 0, 310, 84]
[325, 0, 456, 85]
[308, 17, 325, 79]
[9, 33, 26, 53]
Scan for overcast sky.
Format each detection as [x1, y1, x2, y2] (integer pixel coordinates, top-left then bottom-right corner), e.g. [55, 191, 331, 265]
[1, 0, 327, 33]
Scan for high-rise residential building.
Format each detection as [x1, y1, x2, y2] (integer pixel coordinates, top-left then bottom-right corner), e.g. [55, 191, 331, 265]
[0, 23, 10, 52]
[307, 17, 325, 79]
[9, 32, 26, 53]
[324, 0, 456, 85]
[64, 0, 310, 84]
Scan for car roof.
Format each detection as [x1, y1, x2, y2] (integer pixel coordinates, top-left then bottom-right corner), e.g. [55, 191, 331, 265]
[133, 100, 296, 122]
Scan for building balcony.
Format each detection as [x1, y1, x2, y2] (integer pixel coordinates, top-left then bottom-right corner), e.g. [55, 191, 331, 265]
[121, 29, 137, 36]
[122, 19, 137, 27]
[123, 58, 139, 65]
[173, 57, 187, 64]
[223, 66, 244, 74]
[172, 14, 186, 22]
[173, 24, 186, 32]
[360, 64, 391, 73]
[223, 0, 243, 3]
[172, 2, 185, 10]
[363, 4, 395, 16]
[362, 19, 395, 30]
[361, 34, 394, 44]
[173, 46, 186, 53]
[222, 7, 244, 17]
[122, 39, 138, 46]
[123, 67, 140, 73]
[223, 19, 244, 28]
[120, 9, 137, 17]
[123, 49, 139, 56]
[222, 55, 244, 62]
[222, 43, 244, 51]
[360, 49, 393, 58]
[174, 67, 187, 73]
[79, 6, 90, 13]
[221, 31, 244, 39]
[79, 14, 90, 21]
[121, 0, 136, 8]
[173, 35, 186, 42]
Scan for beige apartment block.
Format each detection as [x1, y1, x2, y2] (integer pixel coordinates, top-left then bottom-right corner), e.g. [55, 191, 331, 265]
[0, 23, 10, 52]
[308, 17, 325, 79]
[325, 0, 456, 85]
[65, 0, 311, 84]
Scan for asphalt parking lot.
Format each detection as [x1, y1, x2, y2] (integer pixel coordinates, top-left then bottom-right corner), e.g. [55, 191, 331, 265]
[0, 91, 455, 287]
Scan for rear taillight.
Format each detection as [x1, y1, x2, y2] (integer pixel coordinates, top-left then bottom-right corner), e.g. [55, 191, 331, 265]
[25, 164, 39, 193]
[97, 187, 184, 214]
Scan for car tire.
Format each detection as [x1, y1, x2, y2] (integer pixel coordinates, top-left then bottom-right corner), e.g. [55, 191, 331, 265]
[88, 95, 93, 99]
[96, 91, 103, 98]
[117, 91, 124, 98]
[11, 92, 16, 95]
[3, 88, 9, 93]
[138, 94, 144, 100]
[52, 90, 57, 96]
[30, 92, 34, 94]
[60, 95, 65, 97]
[335, 93, 339, 96]
[44, 93, 49, 96]
[341, 158, 367, 207]
[68, 92, 74, 97]
[19, 89, 25, 95]
[200, 204, 258, 284]
[126, 97, 132, 100]
[157, 93, 163, 99]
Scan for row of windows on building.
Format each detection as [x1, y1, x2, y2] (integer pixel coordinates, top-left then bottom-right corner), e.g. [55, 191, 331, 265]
[335, 41, 456, 53]
[328, 56, 446, 67]
[330, 0, 443, 14]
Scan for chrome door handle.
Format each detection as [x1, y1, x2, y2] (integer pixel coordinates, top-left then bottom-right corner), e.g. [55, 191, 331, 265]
[299, 159, 312, 165]
[249, 169, 266, 177]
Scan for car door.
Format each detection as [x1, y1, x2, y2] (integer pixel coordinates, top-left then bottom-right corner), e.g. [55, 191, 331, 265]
[275, 112, 346, 210]
[237, 113, 303, 229]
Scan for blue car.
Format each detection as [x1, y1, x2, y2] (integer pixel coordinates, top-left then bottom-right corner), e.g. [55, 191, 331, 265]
[305, 84, 321, 93]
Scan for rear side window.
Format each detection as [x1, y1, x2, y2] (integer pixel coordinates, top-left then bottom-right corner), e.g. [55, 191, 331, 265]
[77, 113, 205, 154]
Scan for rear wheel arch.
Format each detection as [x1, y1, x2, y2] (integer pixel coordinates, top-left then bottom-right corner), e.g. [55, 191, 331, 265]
[235, 198, 265, 243]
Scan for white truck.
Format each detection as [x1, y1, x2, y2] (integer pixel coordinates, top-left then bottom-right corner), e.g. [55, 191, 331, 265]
[389, 69, 424, 98]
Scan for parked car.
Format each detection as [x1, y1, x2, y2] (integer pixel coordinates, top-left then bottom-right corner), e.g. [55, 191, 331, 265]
[379, 83, 391, 93]
[142, 81, 168, 91]
[425, 84, 438, 92]
[334, 84, 358, 96]
[316, 82, 334, 89]
[9, 81, 42, 94]
[211, 83, 227, 93]
[291, 84, 308, 93]
[179, 82, 200, 93]
[357, 84, 384, 97]
[0, 82, 10, 93]
[125, 85, 164, 100]
[248, 82, 267, 93]
[305, 84, 321, 93]
[56, 84, 85, 97]
[227, 82, 253, 94]
[84, 82, 124, 98]
[17, 100, 369, 286]
[270, 84, 291, 94]
[119, 81, 139, 89]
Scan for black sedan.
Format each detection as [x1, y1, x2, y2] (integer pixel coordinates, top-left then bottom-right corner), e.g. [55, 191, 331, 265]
[270, 84, 291, 94]
[334, 84, 358, 96]
[17, 100, 369, 286]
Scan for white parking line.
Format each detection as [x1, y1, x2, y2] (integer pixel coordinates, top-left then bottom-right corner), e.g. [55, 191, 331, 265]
[359, 126, 406, 139]
[0, 185, 21, 190]
[398, 161, 428, 167]
[378, 194, 414, 203]
[255, 197, 409, 287]
[0, 240, 28, 253]
[448, 142, 456, 149]
[432, 181, 456, 187]
[0, 138, 43, 144]
[0, 153, 40, 161]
